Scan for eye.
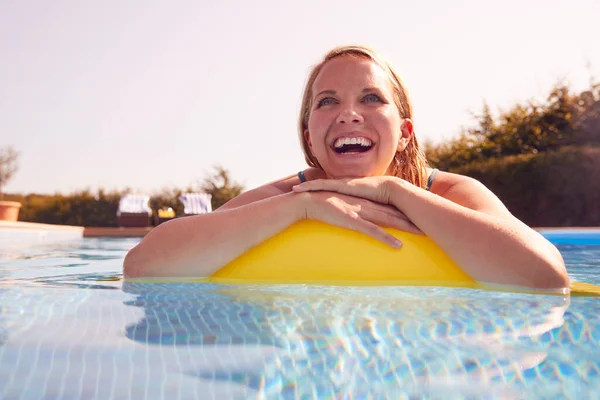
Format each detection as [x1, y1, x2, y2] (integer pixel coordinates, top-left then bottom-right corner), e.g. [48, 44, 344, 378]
[316, 97, 336, 108]
[362, 93, 382, 103]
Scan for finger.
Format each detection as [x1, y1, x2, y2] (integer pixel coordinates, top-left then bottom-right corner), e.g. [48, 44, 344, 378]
[297, 179, 391, 206]
[293, 179, 343, 192]
[358, 205, 423, 235]
[384, 211, 423, 235]
[308, 195, 402, 247]
[295, 180, 379, 205]
[351, 217, 403, 248]
[337, 211, 402, 248]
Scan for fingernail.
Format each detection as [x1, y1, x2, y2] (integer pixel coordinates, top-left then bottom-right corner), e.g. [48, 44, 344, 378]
[393, 239, 402, 248]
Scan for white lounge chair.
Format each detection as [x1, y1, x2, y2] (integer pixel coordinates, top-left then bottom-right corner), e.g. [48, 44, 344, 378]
[179, 193, 212, 215]
[117, 194, 152, 227]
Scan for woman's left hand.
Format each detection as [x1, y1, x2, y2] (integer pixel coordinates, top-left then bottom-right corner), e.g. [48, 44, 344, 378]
[293, 176, 404, 206]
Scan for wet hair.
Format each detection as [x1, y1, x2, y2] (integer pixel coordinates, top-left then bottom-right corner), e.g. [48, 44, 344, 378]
[298, 45, 430, 188]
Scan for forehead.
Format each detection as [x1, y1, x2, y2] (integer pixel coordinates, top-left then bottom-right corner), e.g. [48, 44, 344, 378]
[312, 56, 392, 95]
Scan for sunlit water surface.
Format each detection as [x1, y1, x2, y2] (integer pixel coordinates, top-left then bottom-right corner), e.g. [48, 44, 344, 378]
[1, 230, 599, 399]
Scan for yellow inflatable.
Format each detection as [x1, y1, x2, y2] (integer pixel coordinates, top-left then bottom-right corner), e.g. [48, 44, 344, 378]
[211, 220, 474, 286]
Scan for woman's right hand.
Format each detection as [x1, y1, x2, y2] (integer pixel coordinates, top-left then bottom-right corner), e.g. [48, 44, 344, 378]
[295, 191, 422, 248]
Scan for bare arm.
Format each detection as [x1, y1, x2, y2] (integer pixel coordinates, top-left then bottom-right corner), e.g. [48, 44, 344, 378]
[391, 176, 568, 289]
[293, 175, 569, 290]
[124, 180, 421, 278]
[124, 191, 302, 278]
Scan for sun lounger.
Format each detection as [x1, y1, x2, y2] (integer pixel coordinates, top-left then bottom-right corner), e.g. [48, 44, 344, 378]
[179, 193, 212, 216]
[117, 194, 152, 227]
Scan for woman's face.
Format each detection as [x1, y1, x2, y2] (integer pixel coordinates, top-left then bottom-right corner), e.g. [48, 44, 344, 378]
[305, 56, 412, 178]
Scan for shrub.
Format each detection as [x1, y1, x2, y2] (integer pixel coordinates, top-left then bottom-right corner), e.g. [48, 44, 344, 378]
[450, 146, 600, 227]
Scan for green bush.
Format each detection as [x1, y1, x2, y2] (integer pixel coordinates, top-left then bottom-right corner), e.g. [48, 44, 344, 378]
[425, 83, 600, 171]
[6, 190, 123, 227]
[4, 165, 244, 227]
[450, 146, 600, 227]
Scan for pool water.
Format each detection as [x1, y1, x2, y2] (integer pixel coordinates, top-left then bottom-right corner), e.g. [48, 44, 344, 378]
[1, 232, 599, 399]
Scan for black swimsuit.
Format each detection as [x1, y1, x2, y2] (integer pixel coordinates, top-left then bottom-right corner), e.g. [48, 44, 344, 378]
[297, 169, 439, 190]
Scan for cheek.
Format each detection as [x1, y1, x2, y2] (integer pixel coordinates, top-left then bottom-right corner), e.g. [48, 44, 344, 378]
[381, 108, 400, 124]
[307, 114, 329, 141]
[308, 112, 323, 127]
[373, 112, 399, 137]
[382, 110, 402, 132]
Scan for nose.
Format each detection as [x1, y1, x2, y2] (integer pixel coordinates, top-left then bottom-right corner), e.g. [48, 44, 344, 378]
[336, 105, 364, 124]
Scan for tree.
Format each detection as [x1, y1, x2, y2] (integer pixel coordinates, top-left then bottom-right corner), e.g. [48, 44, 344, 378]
[425, 82, 600, 171]
[200, 166, 244, 210]
[0, 146, 19, 200]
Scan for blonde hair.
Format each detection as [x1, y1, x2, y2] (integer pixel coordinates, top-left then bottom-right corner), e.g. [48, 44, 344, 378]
[298, 45, 430, 188]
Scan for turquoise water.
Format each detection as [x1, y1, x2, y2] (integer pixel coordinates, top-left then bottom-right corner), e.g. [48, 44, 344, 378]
[0, 231, 599, 399]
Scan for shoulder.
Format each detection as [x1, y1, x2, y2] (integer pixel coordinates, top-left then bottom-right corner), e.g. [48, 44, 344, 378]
[427, 169, 466, 195]
[429, 170, 512, 217]
[218, 168, 324, 211]
[217, 179, 290, 211]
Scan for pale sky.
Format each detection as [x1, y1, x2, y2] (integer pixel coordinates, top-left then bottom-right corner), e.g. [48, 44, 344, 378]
[2, 0, 599, 195]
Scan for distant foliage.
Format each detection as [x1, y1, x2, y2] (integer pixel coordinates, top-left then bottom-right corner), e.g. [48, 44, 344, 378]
[5, 165, 244, 226]
[451, 146, 600, 227]
[150, 165, 245, 214]
[425, 83, 600, 171]
[149, 187, 186, 219]
[0, 146, 19, 199]
[6, 189, 123, 227]
[200, 166, 245, 210]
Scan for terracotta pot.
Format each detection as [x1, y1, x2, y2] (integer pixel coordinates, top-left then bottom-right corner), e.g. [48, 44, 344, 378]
[0, 201, 22, 221]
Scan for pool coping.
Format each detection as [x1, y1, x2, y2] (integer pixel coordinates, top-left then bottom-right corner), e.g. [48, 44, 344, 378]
[83, 227, 153, 238]
[0, 221, 149, 237]
[0, 220, 84, 232]
[1, 220, 599, 238]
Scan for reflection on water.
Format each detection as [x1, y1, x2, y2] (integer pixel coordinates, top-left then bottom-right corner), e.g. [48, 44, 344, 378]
[120, 282, 595, 398]
[0, 236, 599, 398]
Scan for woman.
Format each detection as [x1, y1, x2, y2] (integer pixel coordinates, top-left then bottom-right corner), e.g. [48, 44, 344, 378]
[124, 46, 569, 290]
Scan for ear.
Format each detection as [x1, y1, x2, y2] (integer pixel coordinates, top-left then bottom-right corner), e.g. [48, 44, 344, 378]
[304, 129, 312, 149]
[397, 119, 414, 151]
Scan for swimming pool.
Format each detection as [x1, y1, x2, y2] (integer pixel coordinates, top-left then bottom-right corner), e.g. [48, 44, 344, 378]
[1, 229, 599, 399]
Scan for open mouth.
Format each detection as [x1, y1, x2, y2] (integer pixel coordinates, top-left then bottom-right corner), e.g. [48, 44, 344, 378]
[332, 137, 374, 154]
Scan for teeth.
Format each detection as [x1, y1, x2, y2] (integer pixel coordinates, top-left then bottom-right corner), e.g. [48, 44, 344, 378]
[333, 137, 373, 148]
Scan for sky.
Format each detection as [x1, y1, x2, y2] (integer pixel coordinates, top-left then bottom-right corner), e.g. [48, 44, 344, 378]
[1, 0, 599, 195]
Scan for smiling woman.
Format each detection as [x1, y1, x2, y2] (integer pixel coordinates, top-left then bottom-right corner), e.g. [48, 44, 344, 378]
[123, 45, 569, 291]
